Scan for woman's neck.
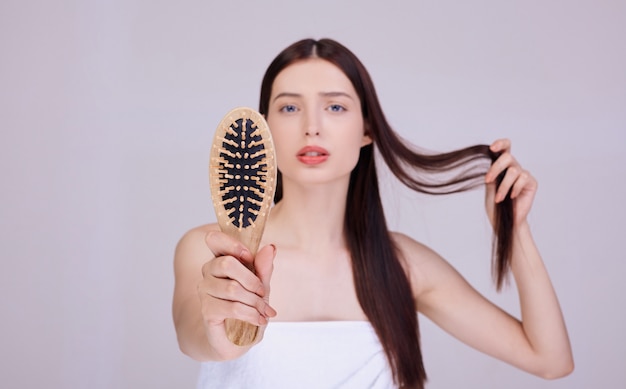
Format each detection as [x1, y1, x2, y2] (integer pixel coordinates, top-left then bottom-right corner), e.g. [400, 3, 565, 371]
[265, 179, 348, 252]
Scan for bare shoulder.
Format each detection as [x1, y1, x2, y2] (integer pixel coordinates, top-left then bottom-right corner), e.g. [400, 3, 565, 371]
[174, 223, 221, 267]
[389, 231, 463, 300]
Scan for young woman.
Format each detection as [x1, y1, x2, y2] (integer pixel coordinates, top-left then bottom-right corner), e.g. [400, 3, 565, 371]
[173, 38, 573, 388]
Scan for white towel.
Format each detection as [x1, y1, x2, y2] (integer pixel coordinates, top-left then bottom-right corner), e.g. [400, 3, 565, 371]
[197, 321, 396, 389]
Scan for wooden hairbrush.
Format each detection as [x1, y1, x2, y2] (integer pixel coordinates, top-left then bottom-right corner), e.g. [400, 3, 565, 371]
[209, 107, 277, 346]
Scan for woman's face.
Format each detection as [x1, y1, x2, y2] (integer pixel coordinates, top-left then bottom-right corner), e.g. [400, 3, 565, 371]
[266, 59, 371, 188]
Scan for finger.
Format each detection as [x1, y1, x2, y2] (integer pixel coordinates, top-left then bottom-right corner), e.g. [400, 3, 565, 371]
[495, 165, 521, 202]
[205, 230, 254, 265]
[485, 181, 497, 205]
[254, 244, 278, 317]
[202, 256, 266, 297]
[489, 138, 511, 153]
[510, 170, 535, 199]
[201, 277, 273, 318]
[201, 296, 269, 326]
[484, 181, 497, 225]
[254, 244, 276, 292]
[485, 152, 514, 183]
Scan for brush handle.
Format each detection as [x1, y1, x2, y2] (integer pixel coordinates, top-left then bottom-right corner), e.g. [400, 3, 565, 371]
[224, 318, 260, 346]
[209, 107, 277, 346]
[223, 240, 260, 346]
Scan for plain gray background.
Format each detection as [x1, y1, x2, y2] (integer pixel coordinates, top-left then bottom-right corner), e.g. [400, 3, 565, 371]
[1, 0, 624, 388]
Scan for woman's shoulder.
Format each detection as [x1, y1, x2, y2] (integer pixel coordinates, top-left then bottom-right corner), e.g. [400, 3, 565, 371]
[389, 231, 441, 265]
[177, 223, 220, 244]
[389, 231, 458, 298]
[175, 223, 221, 262]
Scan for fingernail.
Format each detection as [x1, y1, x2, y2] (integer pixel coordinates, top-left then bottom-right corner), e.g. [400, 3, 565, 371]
[270, 244, 277, 256]
[240, 247, 251, 259]
[265, 305, 277, 317]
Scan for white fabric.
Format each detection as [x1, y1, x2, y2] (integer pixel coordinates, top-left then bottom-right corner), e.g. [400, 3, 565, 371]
[197, 321, 396, 389]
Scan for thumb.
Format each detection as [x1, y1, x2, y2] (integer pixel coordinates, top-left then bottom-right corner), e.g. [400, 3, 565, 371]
[254, 244, 276, 295]
[485, 181, 497, 226]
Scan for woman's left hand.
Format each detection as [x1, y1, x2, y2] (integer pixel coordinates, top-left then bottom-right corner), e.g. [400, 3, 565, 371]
[484, 138, 538, 227]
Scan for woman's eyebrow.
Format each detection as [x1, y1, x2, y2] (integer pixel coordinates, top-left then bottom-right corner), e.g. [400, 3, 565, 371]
[272, 92, 301, 102]
[319, 91, 354, 100]
[272, 91, 355, 103]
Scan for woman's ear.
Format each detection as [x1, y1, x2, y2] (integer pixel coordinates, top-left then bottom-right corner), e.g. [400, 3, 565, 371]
[362, 134, 373, 147]
[362, 123, 373, 146]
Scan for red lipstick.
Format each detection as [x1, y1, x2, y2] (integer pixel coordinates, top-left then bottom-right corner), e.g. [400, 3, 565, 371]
[296, 145, 329, 165]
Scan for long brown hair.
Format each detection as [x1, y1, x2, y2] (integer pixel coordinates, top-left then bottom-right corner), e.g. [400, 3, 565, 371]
[259, 38, 513, 389]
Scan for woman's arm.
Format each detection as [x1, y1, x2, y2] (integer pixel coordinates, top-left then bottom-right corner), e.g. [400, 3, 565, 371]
[172, 225, 276, 361]
[406, 234, 573, 378]
[405, 139, 573, 378]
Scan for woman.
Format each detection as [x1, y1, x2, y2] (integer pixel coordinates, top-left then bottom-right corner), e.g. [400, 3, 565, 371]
[173, 38, 573, 388]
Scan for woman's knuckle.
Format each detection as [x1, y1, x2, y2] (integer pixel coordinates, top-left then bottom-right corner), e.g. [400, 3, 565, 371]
[231, 241, 242, 255]
[205, 230, 217, 245]
[216, 257, 231, 271]
[201, 261, 213, 276]
[226, 280, 239, 296]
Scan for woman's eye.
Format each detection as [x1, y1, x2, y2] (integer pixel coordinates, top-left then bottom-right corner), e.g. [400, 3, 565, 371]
[328, 104, 345, 112]
[280, 105, 297, 113]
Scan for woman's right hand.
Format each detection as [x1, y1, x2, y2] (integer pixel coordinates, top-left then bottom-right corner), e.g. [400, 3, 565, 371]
[198, 231, 277, 341]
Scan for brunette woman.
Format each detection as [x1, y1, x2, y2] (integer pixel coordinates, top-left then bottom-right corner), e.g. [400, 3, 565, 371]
[173, 38, 573, 388]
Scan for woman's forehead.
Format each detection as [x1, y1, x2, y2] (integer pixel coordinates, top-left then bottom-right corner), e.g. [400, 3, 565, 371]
[271, 59, 357, 97]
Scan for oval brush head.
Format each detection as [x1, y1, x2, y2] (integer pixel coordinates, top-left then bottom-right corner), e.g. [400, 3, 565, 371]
[209, 107, 277, 346]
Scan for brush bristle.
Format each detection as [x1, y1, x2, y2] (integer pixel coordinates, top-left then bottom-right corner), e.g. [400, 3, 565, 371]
[214, 118, 270, 230]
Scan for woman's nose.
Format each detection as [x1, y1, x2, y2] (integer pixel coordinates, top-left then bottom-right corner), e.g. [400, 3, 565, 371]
[304, 111, 321, 137]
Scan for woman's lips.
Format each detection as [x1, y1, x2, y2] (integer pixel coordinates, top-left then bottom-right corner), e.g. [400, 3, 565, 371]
[296, 145, 329, 165]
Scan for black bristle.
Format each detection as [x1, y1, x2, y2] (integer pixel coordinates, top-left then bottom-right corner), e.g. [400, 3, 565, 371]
[218, 118, 268, 228]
